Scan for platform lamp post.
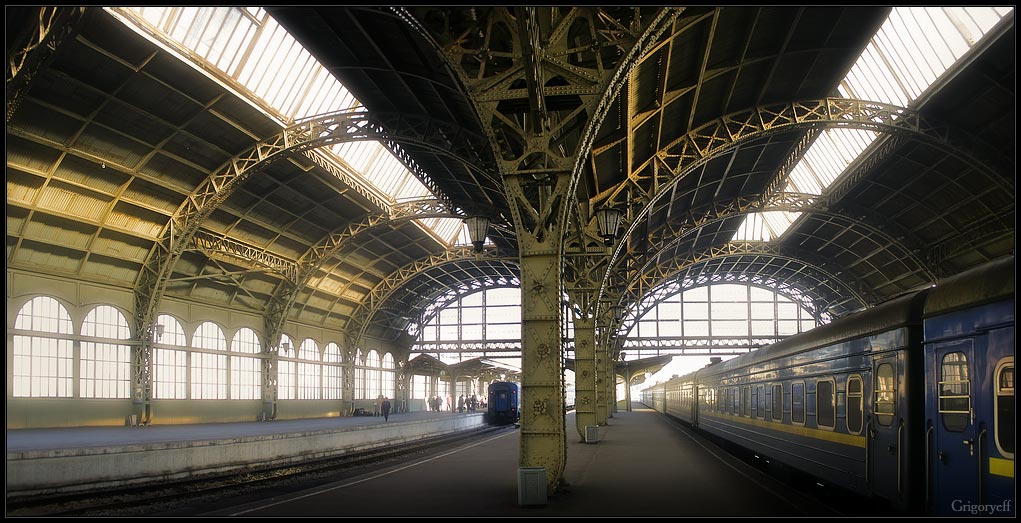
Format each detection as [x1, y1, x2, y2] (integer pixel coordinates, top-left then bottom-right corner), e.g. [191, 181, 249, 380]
[594, 207, 623, 246]
[464, 215, 490, 253]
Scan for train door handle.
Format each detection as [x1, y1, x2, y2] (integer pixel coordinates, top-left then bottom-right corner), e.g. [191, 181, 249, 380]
[938, 451, 947, 464]
[962, 439, 974, 457]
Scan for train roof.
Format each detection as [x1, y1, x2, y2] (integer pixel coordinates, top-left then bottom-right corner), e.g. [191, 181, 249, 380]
[700, 289, 929, 379]
[924, 256, 1015, 317]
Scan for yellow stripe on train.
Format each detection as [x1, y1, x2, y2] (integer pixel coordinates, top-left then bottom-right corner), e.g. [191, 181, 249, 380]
[700, 410, 866, 448]
[989, 457, 1014, 478]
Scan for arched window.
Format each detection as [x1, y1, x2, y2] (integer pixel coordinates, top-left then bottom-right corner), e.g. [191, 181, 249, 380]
[80, 305, 131, 399]
[154, 314, 188, 399]
[354, 349, 365, 399]
[13, 296, 74, 397]
[277, 334, 295, 400]
[366, 350, 381, 399]
[230, 328, 262, 400]
[381, 352, 396, 399]
[297, 339, 321, 399]
[191, 322, 227, 399]
[323, 342, 343, 400]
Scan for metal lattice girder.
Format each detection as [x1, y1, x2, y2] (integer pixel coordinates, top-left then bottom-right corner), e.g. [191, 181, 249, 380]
[134, 109, 491, 346]
[132, 109, 494, 419]
[623, 242, 871, 316]
[596, 97, 1013, 308]
[416, 280, 521, 332]
[191, 230, 299, 279]
[600, 97, 1012, 212]
[346, 246, 517, 347]
[7, 6, 87, 123]
[262, 198, 466, 352]
[645, 191, 821, 248]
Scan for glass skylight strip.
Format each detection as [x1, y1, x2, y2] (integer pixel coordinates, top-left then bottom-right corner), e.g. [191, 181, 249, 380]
[111, 7, 462, 245]
[732, 6, 1011, 243]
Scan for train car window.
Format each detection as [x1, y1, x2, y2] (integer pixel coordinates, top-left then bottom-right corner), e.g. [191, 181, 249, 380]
[743, 386, 751, 416]
[817, 379, 835, 429]
[846, 375, 863, 434]
[757, 385, 765, 419]
[791, 382, 805, 424]
[994, 358, 1014, 457]
[939, 352, 971, 432]
[771, 384, 783, 421]
[875, 363, 895, 426]
[751, 386, 757, 418]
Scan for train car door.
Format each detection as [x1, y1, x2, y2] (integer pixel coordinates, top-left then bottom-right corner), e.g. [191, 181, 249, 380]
[871, 355, 903, 504]
[928, 340, 979, 514]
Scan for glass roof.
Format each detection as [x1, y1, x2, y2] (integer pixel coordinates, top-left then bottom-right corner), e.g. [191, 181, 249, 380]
[107, 6, 467, 246]
[733, 6, 1013, 242]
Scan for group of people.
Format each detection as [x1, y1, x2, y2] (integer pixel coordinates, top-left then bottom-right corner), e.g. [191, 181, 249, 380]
[374, 394, 392, 422]
[457, 394, 483, 413]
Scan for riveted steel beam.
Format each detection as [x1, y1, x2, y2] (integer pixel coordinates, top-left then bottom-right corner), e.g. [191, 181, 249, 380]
[346, 246, 517, 348]
[595, 98, 1013, 313]
[132, 109, 492, 423]
[7, 6, 88, 123]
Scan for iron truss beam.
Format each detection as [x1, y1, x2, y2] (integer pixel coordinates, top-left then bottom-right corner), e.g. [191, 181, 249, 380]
[596, 97, 1013, 308]
[131, 109, 494, 419]
[7, 6, 87, 123]
[262, 198, 466, 350]
[624, 242, 872, 315]
[347, 246, 517, 347]
[191, 230, 298, 279]
[135, 108, 489, 346]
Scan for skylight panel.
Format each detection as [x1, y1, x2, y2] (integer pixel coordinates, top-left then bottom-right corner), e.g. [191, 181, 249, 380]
[732, 6, 1011, 243]
[110, 7, 458, 243]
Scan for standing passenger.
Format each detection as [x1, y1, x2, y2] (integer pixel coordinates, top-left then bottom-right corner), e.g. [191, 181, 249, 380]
[381, 396, 392, 422]
[458, 394, 465, 413]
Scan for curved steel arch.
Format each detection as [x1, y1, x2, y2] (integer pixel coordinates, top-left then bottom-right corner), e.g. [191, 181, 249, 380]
[597, 97, 1013, 307]
[347, 246, 519, 347]
[641, 196, 935, 284]
[263, 198, 468, 350]
[620, 268, 844, 339]
[413, 279, 523, 336]
[135, 109, 493, 342]
[624, 242, 871, 315]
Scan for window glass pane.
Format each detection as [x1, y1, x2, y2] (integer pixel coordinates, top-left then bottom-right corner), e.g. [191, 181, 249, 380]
[995, 362, 1014, 455]
[791, 382, 805, 423]
[939, 352, 970, 432]
[772, 384, 783, 421]
[817, 380, 835, 428]
[847, 376, 863, 434]
[875, 362, 896, 426]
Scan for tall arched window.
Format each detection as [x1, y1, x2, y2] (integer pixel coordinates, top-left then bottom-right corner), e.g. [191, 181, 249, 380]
[323, 342, 343, 400]
[230, 327, 262, 400]
[354, 349, 365, 399]
[154, 314, 188, 399]
[13, 296, 74, 397]
[381, 352, 395, 399]
[277, 334, 296, 400]
[297, 339, 321, 399]
[366, 350, 381, 399]
[191, 322, 227, 399]
[80, 305, 131, 399]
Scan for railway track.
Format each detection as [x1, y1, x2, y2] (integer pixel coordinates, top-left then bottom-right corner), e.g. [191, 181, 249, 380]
[7, 424, 514, 517]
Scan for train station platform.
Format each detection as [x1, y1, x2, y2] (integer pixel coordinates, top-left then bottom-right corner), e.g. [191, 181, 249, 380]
[190, 403, 844, 518]
[6, 409, 486, 498]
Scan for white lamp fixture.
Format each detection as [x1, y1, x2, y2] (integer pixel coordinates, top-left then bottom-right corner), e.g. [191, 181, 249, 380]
[464, 215, 490, 253]
[594, 207, 623, 245]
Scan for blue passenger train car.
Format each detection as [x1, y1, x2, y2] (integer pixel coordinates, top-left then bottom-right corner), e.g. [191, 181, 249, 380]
[485, 381, 520, 425]
[641, 256, 1014, 516]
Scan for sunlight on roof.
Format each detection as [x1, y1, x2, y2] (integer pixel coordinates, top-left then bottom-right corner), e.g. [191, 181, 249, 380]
[108, 6, 462, 245]
[733, 6, 1012, 242]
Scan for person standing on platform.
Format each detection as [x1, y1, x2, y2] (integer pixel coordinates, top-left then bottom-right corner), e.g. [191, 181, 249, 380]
[458, 394, 465, 413]
[381, 396, 392, 422]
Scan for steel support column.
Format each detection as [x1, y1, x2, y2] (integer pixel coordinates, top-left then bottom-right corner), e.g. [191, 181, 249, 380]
[571, 316, 597, 441]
